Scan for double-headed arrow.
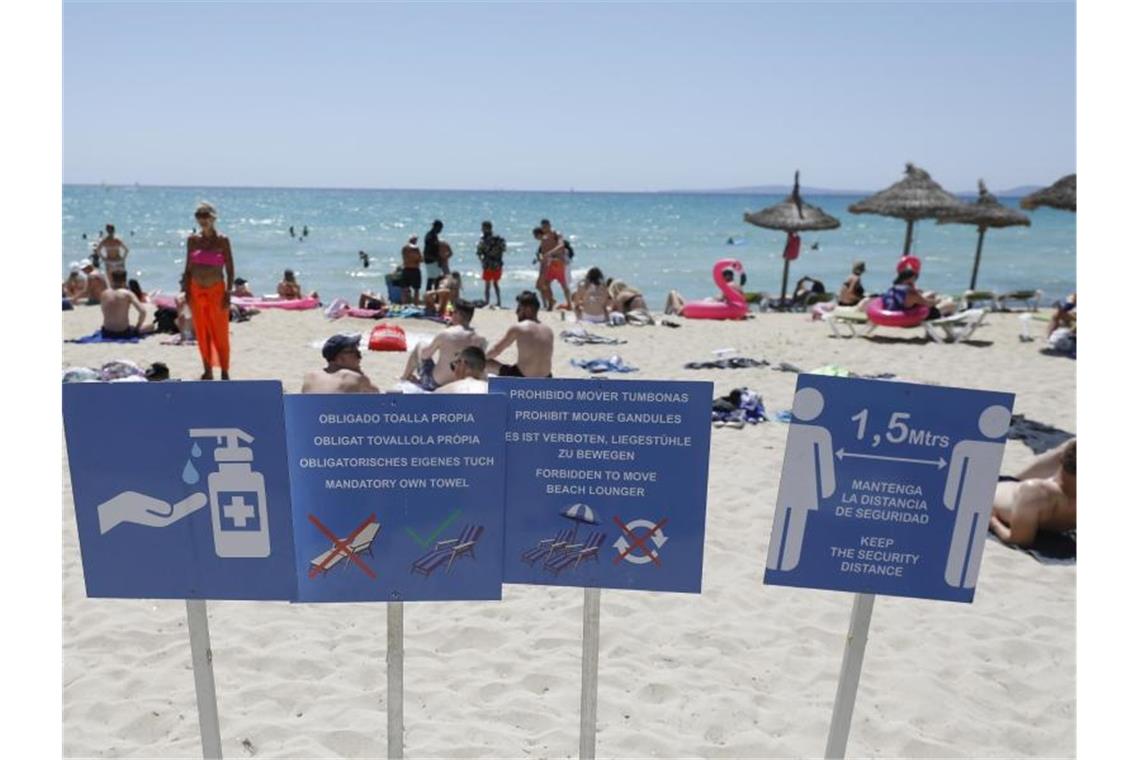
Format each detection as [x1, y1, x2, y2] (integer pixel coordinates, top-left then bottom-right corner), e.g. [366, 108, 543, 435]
[835, 448, 946, 469]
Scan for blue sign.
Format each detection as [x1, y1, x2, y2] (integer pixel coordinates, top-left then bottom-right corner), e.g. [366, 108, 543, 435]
[763, 375, 1015, 603]
[284, 394, 506, 602]
[62, 381, 297, 600]
[491, 378, 713, 593]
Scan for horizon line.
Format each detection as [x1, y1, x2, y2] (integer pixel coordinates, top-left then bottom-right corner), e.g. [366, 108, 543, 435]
[62, 180, 1052, 197]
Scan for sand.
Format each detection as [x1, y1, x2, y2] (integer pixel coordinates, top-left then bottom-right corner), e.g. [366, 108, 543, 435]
[62, 304, 1075, 758]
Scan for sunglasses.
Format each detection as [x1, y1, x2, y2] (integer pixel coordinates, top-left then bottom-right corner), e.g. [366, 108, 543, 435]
[194, 212, 212, 220]
[450, 359, 466, 371]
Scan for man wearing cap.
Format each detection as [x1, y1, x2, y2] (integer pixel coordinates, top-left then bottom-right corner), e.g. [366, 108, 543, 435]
[232, 278, 254, 298]
[485, 290, 555, 378]
[302, 334, 380, 394]
[63, 263, 88, 304]
[81, 261, 108, 304]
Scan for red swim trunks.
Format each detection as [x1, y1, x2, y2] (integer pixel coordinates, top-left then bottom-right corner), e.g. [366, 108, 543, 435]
[544, 259, 567, 286]
[482, 266, 502, 283]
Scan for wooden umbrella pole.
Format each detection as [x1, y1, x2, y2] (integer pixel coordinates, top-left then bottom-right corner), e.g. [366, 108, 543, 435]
[902, 220, 915, 256]
[969, 226, 987, 291]
[779, 257, 791, 305]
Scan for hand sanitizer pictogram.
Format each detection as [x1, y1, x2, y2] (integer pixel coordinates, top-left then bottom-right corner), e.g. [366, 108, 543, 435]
[188, 428, 271, 558]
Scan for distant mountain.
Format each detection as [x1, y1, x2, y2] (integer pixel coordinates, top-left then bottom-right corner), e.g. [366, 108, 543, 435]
[989, 185, 1044, 197]
[662, 185, 872, 196]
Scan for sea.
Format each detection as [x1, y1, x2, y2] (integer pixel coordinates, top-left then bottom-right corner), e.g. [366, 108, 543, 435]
[62, 185, 1076, 306]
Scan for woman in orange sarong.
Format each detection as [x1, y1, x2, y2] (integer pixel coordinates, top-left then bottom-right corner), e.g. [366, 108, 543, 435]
[183, 202, 235, 380]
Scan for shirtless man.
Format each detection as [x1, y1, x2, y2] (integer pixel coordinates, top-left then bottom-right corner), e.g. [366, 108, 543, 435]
[538, 219, 572, 310]
[99, 269, 148, 339]
[400, 299, 487, 390]
[401, 236, 423, 305]
[436, 346, 489, 394]
[96, 224, 130, 280]
[486, 290, 555, 378]
[990, 439, 1076, 547]
[82, 261, 108, 304]
[301, 334, 380, 394]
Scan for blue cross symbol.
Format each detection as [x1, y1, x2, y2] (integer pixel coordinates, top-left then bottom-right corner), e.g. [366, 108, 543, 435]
[222, 495, 256, 528]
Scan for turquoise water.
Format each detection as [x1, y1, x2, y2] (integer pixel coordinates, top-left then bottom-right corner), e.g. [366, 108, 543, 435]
[62, 185, 1076, 305]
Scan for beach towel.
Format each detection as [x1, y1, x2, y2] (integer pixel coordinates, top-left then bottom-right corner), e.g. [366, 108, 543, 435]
[1007, 415, 1074, 455]
[570, 356, 639, 373]
[987, 529, 1076, 565]
[684, 357, 769, 370]
[560, 328, 627, 346]
[67, 329, 148, 344]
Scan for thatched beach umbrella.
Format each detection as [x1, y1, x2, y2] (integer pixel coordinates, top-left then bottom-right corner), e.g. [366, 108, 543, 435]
[937, 180, 1031, 291]
[1020, 173, 1076, 212]
[743, 171, 840, 304]
[848, 162, 965, 256]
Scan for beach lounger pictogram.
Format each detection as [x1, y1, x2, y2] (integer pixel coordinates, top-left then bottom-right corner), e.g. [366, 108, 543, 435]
[410, 524, 484, 577]
[544, 531, 606, 576]
[308, 514, 381, 579]
[521, 528, 574, 566]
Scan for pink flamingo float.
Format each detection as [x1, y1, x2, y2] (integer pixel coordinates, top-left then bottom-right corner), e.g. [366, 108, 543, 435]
[680, 258, 749, 320]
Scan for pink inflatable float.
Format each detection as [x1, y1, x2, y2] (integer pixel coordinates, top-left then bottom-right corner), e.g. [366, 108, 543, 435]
[865, 297, 928, 328]
[233, 296, 321, 311]
[680, 258, 749, 320]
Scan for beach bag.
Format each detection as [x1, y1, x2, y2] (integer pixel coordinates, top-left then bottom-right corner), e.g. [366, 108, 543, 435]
[564, 240, 575, 260]
[783, 232, 801, 261]
[153, 306, 179, 334]
[368, 323, 407, 352]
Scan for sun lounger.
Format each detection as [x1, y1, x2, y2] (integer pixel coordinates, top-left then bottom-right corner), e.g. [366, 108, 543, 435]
[822, 306, 870, 338]
[995, 289, 1043, 312]
[521, 528, 574, 566]
[410, 524, 484, 577]
[922, 308, 988, 343]
[544, 531, 606, 576]
[309, 521, 381, 575]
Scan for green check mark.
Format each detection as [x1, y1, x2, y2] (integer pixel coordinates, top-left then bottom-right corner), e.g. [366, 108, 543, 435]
[405, 509, 462, 548]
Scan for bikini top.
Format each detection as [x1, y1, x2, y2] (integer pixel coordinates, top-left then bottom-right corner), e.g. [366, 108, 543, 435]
[189, 249, 225, 267]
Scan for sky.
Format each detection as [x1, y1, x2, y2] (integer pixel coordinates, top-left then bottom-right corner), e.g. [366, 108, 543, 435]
[63, 1, 1075, 192]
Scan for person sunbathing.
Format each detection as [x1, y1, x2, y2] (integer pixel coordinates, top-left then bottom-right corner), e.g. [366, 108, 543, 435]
[232, 278, 254, 298]
[435, 346, 489, 394]
[401, 299, 486, 390]
[99, 269, 149, 339]
[573, 267, 613, 324]
[989, 439, 1076, 547]
[837, 261, 867, 306]
[1047, 293, 1076, 335]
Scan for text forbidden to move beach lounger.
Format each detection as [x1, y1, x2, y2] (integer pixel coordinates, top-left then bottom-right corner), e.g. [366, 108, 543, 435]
[492, 377, 713, 593]
[763, 375, 1015, 603]
[284, 393, 507, 602]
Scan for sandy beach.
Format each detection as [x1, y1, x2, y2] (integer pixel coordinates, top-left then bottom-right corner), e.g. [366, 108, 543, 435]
[62, 304, 1075, 758]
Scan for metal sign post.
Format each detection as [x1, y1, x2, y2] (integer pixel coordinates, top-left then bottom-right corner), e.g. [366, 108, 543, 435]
[387, 601, 405, 760]
[824, 593, 876, 759]
[185, 599, 223, 759]
[579, 587, 601, 760]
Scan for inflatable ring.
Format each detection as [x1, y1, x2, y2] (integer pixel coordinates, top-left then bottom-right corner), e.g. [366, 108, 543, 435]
[866, 297, 928, 327]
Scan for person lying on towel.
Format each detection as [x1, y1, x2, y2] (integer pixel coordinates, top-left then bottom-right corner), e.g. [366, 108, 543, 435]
[990, 439, 1076, 547]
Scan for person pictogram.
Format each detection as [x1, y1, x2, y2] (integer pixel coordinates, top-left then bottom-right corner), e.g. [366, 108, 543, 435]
[768, 387, 835, 571]
[943, 404, 1010, 588]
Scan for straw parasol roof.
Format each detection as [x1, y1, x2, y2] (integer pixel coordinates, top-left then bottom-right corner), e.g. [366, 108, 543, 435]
[743, 171, 840, 304]
[1019, 173, 1076, 211]
[937, 180, 1031, 290]
[743, 171, 841, 233]
[848, 163, 965, 255]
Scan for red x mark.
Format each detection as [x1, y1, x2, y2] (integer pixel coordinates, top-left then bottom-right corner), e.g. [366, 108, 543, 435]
[308, 513, 378, 579]
[612, 515, 669, 567]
